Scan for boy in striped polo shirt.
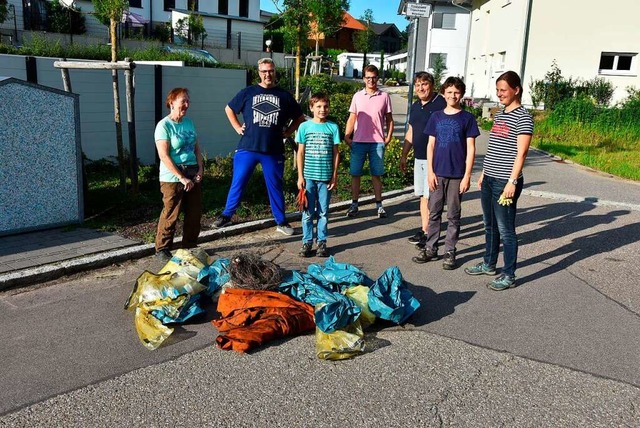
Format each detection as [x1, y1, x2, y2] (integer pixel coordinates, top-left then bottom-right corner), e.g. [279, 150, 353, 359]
[296, 93, 341, 258]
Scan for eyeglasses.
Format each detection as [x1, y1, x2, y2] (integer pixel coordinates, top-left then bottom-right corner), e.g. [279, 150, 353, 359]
[259, 69, 275, 74]
[364, 76, 379, 81]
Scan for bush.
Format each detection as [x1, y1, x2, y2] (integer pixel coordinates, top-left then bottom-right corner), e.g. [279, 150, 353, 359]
[327, 92, 353, 137]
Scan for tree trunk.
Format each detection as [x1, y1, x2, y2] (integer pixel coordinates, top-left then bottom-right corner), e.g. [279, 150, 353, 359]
[110, 17, 126, 192]
[295, 24, 301, 102]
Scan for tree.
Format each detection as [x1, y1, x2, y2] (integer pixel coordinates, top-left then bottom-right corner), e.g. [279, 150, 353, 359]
[92, 0, 129, 191]
[400, 23, 409, 50]
[46, 1, 86, 35]
[277, 0, 349, 100]
[431, 53, 447, 92]
[175, 10, 207, 46]
[309, 0, 348, 56]
[353, 9, 375, 69]
[0, 0, 8, 25]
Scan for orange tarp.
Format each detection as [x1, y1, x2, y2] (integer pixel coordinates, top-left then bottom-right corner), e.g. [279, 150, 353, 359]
[213, 288, 315, 353]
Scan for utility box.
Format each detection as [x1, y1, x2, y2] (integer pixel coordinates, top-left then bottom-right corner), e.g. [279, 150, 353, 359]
[0, 77, 83, 236]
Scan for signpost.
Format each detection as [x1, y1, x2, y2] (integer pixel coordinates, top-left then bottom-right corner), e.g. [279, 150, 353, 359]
[406, 2, 432, 18]
[401, 1, 433, 130]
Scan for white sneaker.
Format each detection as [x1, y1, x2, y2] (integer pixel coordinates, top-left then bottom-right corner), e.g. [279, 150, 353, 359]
[377, 206, 387, 218]
[276, 223, 294, 236]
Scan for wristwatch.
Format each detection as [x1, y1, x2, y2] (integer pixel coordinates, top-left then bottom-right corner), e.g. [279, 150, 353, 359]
[509, 178, 518, 185]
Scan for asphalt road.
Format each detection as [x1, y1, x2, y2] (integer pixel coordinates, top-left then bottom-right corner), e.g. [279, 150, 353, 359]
[1, 126, 640, 426]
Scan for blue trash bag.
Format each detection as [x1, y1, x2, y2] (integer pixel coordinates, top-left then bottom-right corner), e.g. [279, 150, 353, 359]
[153, 293, 206, 324]
[368, 266, 421, 324]
[307, 256, 373, 288]
[280, 269, 361, 333]
[197, 258, 231, 296]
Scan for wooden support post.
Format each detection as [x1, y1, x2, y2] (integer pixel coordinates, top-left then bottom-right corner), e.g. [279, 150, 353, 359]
[124, 58, 139, 193]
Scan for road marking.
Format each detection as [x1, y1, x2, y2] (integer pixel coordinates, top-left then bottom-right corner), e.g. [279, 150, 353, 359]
[522, 190, 640, 212]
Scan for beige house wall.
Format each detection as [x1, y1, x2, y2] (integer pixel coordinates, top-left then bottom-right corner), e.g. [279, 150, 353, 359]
[465, 0, 640, 105]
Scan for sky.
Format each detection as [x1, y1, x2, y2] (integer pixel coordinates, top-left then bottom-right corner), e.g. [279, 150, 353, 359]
[262, 0, 412, 32]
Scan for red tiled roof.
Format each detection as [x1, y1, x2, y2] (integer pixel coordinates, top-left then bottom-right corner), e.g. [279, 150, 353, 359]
[342, 11, 367, 30]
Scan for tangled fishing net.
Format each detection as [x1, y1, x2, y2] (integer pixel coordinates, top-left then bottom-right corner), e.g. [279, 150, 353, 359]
[228, 251, 283, 291]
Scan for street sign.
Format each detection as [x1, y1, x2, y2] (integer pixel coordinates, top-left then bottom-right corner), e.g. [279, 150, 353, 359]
[406, 3, 432, 18]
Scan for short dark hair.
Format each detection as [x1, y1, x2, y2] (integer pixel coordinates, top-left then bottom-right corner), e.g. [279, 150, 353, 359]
[496, 71, 523, 101]
[166, 88, 189, 108]
[414, 71, 435, 85]
[309, 92, 330, 108]
[440, 76, 466, 95]
[363, 64, 379, 76]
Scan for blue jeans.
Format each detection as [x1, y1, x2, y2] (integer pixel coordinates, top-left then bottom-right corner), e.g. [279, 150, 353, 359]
[302, 179, 330, 244]
[480, 175, 524, 277]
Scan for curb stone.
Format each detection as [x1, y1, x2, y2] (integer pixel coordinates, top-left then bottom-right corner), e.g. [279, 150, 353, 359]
[0, 187, 415, 291]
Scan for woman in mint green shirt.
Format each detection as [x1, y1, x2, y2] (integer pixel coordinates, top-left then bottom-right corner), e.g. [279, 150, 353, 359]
[154, 88, 204, 261]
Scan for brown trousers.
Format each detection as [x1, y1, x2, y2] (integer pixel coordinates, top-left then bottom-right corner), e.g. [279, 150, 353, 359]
[155, 181, 202, 252]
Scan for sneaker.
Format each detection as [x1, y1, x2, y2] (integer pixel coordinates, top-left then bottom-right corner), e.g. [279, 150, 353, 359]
[487, 274, 517, 291]
[408, 230, 424, 244]
[346, 203, 359, 217]
[155, 249, 172, 262]
[213, 215, 232, 228]
[415, 236, 427, 250]
[299, 242, 313, 258]
[377, 206, 387, 218]
[276, 223, 294, 236]
[316, 241, 329, 257]
[412, 247, 437, 264]
[442, 250, 457, 270]
[464, 262, 497, 276]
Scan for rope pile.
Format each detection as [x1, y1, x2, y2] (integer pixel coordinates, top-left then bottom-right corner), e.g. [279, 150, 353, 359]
[228, 251, 283, 291]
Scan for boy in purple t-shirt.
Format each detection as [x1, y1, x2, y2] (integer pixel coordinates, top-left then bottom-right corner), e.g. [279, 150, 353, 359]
[413, 77, 479, 270]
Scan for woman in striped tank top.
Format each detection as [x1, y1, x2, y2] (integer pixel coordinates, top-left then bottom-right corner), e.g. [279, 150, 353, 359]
[464, 71, 534, 290]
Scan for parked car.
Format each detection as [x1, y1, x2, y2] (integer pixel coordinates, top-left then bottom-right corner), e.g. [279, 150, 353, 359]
[162, 46, 219, 65]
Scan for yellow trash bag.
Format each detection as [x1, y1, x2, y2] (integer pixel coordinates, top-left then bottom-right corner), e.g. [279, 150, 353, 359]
[125, 248, 210, 350]
[157, 248, 211, 279]
[316, 318, 365, 360]
[343, 285, 376, 329]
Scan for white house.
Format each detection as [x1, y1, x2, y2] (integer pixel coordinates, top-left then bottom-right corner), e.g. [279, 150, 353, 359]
[0, 0, 264, 51]
[398, 0, 471, 83]
[337, 52, 388, 79]
[464, 0, 640, 105]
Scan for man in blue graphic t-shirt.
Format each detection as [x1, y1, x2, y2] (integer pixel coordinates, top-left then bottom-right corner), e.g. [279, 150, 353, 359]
[213, 58, 305, 235]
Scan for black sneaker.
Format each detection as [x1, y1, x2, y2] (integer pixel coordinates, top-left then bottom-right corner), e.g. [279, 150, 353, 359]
[442, 250, 456, 270]
[316, 241, 329, 257]
[299, 242, 313, 258]
[415, 236, 427, 250]
[346, 203, 359, 217]
[412, 247, 437, 264]
[213, 215, 232, 228]
[155, 249, 172, 262]
[408, 230, 424, 244]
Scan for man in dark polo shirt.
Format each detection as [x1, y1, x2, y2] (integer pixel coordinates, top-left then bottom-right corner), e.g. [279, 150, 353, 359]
[400, 72, 447, 248]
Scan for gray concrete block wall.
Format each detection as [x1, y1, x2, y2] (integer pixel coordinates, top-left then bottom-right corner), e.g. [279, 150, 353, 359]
[0, 54, 246, 164]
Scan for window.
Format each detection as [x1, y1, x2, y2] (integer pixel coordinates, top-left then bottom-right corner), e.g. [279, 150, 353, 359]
[188, 0, 198, 11]
[429, 53, 447, 69]
[218, 0, 228, 15]
[497, 51, 506, 71]
[163, 0, 175, 11]
[129, 0, 142, 8]
[599, 52, 637, 75]
[239, 0, 249, 18]
[432, 13, 456, 29]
